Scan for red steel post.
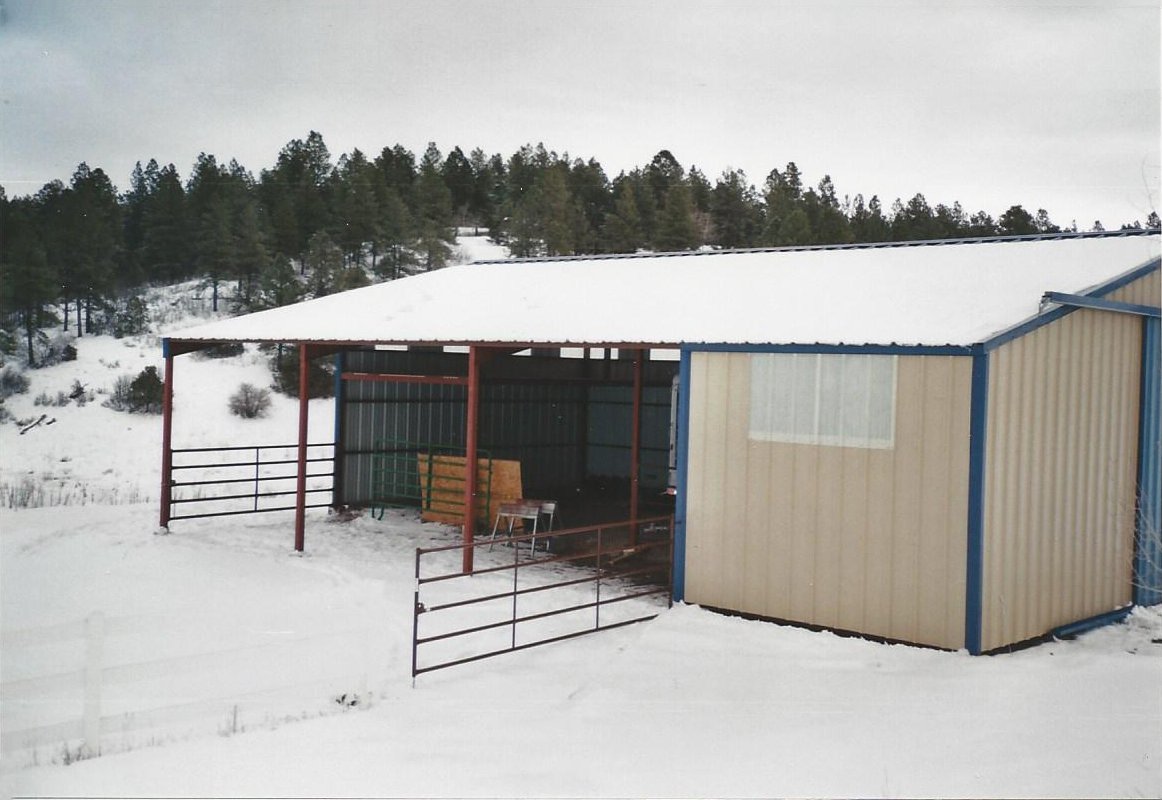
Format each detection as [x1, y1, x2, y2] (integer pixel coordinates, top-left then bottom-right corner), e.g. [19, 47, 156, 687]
[294, 344, 311, 552]
[629, 348, 643, 544]
[462, 346, 481, 573]
[159, 345, 175, 529]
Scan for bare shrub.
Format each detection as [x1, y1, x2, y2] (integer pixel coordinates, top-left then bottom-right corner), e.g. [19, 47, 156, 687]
[103, 367, 163, 414]
[0, 364, 30, 399]
[228, 383, 272, 419]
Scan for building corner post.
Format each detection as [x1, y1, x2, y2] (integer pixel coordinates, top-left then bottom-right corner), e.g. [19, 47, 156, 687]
[672, 348, 692, 603]
[332, 350, 347, 510]
[159, 339, 175, 530]
[965, 347, 990, 654]
[1134, 316, 1161, 606]
[294, 343, 311, 553]
[629, 348, 644, 544]
[463, 346, 482, 574]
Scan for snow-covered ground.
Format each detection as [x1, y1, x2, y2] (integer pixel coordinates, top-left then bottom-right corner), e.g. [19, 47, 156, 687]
[2, 244, 1161, 798]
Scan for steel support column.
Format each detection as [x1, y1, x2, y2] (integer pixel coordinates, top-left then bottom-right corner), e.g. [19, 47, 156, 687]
[629, 348, 643, 544]
[294, 344, 311, 552]
[159, 341, 175, 529]
[463, 346, 482, 573]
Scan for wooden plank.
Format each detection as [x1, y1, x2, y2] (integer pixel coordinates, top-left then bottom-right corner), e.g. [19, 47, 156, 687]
[417, 453, 522, 527]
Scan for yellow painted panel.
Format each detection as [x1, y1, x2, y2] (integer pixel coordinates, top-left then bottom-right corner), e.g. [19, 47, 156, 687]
[1106, 269, 1160, 306]
[981, 307, 1140, 650]
[684, 352, 971, 649]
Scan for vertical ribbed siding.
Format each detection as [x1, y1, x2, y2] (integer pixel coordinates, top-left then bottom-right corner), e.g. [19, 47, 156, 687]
[338, 350, 678, 504]
[981, 307, 1141, 650]
[1105, 268, 1160, 306]
[684, 351, 971, 649]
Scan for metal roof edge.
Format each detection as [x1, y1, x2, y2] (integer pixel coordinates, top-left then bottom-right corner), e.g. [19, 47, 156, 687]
[981, 254, 1162, 352]
[680, 342, 973, 356]
[471, 228, 1162, 265]
[1090, 256, 1161, 299]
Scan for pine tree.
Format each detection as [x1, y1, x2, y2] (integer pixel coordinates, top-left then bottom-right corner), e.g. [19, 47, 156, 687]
[331, 148, 379, 266]
[1034, 208, 1060, 234]
[141, 164, 191, 281]
[687, 166, 714, 244]
[414, 143, 455, 269]
[538, 165, 575, 256]
[60, 164, 121, 334]
[251, 255, 305, 311]
[966, 210, 996, 237]
[807, 176, 852, 244]
[711, 169, 762, 248]
[644, 150, 684, 211]
[998, 205, 1037, 235]
[0, 193, 57, 364]
[259, 132, 333, 262]
[305, 231, 344, 297]
[603, 180, 644, 253]
[232, 199, 270, 308]
[373, 186, 416, 279]
[761, 164, 804, 246]
[933, 202, 968, 239]
[121, 159, 159, 286]
[441, 146, 475, 228]
[850, 194, 890, 243]
[194, 195, 234, 312]
[891, 194, 941, 241]
[655, 181, 699, 251]
[777, 208, 813, 245]
[567, 157, 610, 254]
[466, 148, 501, 236]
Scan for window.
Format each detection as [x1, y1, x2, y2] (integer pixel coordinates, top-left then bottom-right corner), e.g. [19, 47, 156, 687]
[749, 353, 897, 449]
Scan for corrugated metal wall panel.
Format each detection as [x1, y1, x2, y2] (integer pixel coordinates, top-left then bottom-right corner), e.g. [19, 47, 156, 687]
[684, 351, 971, 650]
[1105, 268, 1160, 306]
[586, 385, 672, 486]
[982, 307, 1141, 650]
[339, 350, 677, 504]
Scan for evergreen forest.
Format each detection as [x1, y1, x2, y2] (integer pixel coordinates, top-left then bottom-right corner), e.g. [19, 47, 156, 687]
[2, 131, 1159, 366]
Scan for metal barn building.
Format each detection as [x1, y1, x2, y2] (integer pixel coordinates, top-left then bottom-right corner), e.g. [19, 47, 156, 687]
[163, 231, 1161, 654]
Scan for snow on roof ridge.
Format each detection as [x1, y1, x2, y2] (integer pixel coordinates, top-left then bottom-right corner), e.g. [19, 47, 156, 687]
[472, 228, 1162, 265]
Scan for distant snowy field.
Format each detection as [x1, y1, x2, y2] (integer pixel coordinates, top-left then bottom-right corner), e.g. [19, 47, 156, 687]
[2, 238, 1160, 798]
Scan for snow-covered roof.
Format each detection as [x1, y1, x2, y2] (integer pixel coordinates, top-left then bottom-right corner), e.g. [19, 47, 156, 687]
[169, 233, 1161, 349]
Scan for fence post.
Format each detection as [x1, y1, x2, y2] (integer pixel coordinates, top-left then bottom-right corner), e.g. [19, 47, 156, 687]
[82, 611, 105, 757]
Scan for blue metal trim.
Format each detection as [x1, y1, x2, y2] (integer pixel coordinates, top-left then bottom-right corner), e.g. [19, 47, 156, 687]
[1043, 292, 1160, 319]
[672, 349, 692, 603]
[162, 337, 171, 358]
[1051, 605, 1133, 639]
[684, 343, 973, 356]
[1135, 317, 1162, 606]
[984, 258, 1161, 352]
[1091, 257, 1162, 299]
[965, 348, 989, 654]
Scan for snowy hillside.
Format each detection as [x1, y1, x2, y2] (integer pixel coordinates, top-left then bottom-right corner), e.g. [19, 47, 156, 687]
[2, 239, 1161, 799]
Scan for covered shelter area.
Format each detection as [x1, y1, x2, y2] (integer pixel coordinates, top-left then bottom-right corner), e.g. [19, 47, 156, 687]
[161, 230, 1161, 653]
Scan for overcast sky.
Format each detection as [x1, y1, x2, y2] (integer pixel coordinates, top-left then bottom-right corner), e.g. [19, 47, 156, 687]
[1, 0, 1158, 228]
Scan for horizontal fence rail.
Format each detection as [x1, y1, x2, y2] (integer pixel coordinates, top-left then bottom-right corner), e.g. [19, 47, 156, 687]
[167, 442, 334, 522]
[412, 515, 674, 678]
[1, 610, 374, 766]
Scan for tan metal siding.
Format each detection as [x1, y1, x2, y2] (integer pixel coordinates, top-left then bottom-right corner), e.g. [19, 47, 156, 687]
[981, 308, 1141, 650]
[684, 352, 971, 649]
[1105, 269, 1160, 306]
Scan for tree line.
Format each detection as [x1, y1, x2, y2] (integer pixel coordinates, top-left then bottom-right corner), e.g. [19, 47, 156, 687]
[2, 130, 1158, 365]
